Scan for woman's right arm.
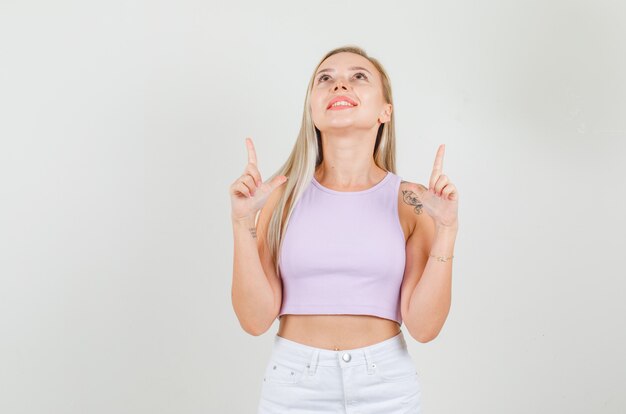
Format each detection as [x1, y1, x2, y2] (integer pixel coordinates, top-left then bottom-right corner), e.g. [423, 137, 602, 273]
[230, 138, 288, 335]
[231, 191, 284, 336]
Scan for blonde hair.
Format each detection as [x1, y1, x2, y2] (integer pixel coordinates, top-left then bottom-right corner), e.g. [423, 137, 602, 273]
[265, 45, 398, 277]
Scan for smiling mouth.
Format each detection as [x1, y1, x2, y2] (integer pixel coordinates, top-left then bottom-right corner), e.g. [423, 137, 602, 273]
[328, 101, 357, 110]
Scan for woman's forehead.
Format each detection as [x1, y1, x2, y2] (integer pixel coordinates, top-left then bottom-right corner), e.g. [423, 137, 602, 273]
[318, 52, 374, 71]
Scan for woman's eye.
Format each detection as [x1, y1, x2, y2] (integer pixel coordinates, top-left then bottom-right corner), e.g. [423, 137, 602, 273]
[317, 72, 368, 83]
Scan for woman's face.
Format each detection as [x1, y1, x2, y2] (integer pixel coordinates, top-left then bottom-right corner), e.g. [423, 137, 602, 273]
[310, 52, 392, 134]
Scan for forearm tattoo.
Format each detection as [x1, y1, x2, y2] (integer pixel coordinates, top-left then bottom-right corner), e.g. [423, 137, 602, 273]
[400, 181, 423, 215]
[249, 227, 257, 238]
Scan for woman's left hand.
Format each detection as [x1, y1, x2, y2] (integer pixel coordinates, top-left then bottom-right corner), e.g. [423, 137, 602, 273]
[406, 144, 459, 229]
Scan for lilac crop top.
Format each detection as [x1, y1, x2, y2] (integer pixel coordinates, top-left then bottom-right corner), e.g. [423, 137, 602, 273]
[277, 171, 407, 325]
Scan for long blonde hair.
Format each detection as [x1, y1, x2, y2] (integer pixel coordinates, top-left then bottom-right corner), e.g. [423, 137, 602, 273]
[265, 45, 398, 277]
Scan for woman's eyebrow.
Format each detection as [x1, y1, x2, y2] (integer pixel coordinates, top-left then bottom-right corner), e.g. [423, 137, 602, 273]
[316, 66, 373, 76]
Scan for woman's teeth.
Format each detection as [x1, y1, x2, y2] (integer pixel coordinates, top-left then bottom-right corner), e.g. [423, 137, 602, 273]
[331, 101, 354, 107]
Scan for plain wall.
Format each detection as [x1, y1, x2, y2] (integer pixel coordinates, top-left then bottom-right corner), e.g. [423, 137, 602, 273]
[1, 0, 624, 413]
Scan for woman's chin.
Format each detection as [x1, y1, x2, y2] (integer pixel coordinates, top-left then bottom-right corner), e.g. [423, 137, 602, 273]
[318, 119, 357, 129]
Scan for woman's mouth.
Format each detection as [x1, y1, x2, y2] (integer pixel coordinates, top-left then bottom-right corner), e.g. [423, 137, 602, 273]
[328, 101, 357, 111]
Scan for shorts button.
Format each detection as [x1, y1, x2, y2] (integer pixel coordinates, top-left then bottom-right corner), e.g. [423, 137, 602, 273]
[342, 352, 351, 362]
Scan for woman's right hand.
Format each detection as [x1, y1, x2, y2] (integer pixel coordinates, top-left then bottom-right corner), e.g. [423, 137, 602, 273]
[230, 137, 288, 223]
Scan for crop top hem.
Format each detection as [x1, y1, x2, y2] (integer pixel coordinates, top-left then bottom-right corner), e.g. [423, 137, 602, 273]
[279, 304, 402, 325]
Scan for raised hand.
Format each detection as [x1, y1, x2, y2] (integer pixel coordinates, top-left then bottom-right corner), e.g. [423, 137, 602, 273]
[230, 137, 288, 223]
[403, 144, 459, 228]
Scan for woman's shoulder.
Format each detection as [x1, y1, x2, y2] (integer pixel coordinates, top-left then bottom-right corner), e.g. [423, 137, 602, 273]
[257, 176, 289, 231]
[397, 178, 431, 241]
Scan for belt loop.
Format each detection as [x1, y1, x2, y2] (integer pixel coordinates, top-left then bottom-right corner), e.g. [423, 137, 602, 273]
[307, 350, 319, 375]
[363, 348, 375, 375]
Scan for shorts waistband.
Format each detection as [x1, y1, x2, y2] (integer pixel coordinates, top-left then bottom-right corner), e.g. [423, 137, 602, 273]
[272, 330, 407, 369]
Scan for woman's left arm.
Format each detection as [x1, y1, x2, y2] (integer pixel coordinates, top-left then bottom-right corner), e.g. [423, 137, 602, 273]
[402, 223, 457, 343]
[400, 144, 459, 343]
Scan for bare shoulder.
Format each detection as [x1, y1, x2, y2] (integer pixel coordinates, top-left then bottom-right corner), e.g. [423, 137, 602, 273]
[256, 177, 288, 247]
[398, 179, 435, 241]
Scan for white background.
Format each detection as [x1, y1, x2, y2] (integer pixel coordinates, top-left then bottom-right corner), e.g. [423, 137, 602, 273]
[1, 0, 625, 413]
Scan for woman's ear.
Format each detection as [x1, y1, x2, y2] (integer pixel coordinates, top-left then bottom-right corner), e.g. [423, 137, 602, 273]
[378, 103, 393, 123]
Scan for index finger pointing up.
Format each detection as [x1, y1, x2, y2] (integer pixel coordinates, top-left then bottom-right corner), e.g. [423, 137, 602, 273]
[429, 144, 445, 189]
[246, 137, 257, 165]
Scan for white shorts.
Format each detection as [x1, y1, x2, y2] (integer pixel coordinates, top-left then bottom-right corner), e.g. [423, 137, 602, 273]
[257, 330, 423, 413]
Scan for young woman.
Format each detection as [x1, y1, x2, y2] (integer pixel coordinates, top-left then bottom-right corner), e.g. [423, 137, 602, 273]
[230, 45, 459, 413]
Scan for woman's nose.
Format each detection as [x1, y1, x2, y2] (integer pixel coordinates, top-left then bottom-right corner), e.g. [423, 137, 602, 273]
[333, 80, 349, 91]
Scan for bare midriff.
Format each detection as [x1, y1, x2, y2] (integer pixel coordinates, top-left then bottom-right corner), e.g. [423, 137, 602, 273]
[277, 314, 401, 351]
